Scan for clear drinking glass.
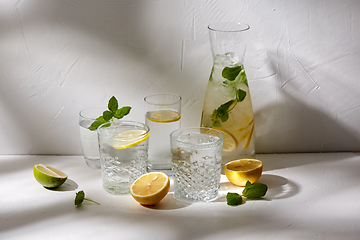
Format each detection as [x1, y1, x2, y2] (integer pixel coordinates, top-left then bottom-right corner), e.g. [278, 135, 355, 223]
[170, 127, 223, 202]
[144, 93, 181, 174]
[201, 22, 255, 165]
[79, 107, 104, 170]
[97, 120, 149, 195]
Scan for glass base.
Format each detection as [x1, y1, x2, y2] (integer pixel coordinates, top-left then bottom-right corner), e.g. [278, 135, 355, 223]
[174, 192, 218, 203]
[85, 158, 101, 170]
[103, 182, 130, 195]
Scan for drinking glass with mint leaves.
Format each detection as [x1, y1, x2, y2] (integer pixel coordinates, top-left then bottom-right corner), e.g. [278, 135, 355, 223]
[79, 96, 131, 170]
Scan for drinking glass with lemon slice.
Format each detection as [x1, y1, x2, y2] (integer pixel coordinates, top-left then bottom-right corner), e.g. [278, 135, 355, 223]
[144, 93, 181, 174]
[97, 121, 149, 195]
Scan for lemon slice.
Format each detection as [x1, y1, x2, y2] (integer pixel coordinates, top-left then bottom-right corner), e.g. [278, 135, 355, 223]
[147, 110, 181, 123]
[113, 129, 149, 149]
[130, 172, 170, 206]
[224, 159, 263, 187]
[33, 164, 68, 188]
[210, 127, 238, 152]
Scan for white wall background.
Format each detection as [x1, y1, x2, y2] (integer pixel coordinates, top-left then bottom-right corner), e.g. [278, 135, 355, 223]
[1, 0, 359, 155]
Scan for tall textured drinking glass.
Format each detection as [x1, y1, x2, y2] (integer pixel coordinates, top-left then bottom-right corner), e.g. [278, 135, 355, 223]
[170, 127, 223, 202]
[97, 121, 149, 195]
[79, 107, 104, 170]
[144, 93, 181, 174]
[201, 22, 255, 165]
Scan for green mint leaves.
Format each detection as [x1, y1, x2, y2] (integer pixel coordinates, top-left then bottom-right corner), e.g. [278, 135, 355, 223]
[211, 100, 234, 126]
[222, 65, 248, 87]
[226, 181, 268, 206]
[226, 192, 243, 206]
[242, 180, 268, 199]
[210, 65, 248, 126]
[211, 88, 247, 126]
[222, 66, 242, 81]
[88, 96, 131, 131]
[75, 190, 100, 206]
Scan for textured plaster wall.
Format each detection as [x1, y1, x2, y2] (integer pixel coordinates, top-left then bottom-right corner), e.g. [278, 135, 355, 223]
[0, 0, 359, 155]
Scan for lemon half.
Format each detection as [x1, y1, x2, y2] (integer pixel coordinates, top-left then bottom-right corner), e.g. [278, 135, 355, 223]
[224, 159, 263, 187]
[33, 164, 68, 188]
[130, 172, 170, 206]
[113, 129, 149, 149]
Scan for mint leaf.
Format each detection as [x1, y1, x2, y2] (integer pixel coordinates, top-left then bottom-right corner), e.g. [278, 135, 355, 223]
[226, 192, 243, 206]
[75, 190, 100, 206]
[103, 110, 114, 121]
[217, 100, 234, 114]
[222, 66, 242, 81]
[238, 70, 248, 87]
[108, 96, 118, 112]
[87, 96, 132, 131]
[75, 190, 85, 205]
[114, 106, 131, 119]
[220, 112, 229, 122]
[236, 89, 247, 102]
[88, 116, 107, 131]
[242, 181, 268, 199]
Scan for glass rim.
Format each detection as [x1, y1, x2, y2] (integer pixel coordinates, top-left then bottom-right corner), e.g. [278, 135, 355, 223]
[97, 120, 150, 137]
[144, 93, 182, 106]
[170, 127, 223, 146]
[79, 106, 105, 120]
[208, 22, 250, 32]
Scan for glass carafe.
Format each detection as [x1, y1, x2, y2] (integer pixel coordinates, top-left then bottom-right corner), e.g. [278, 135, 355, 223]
[201, 22, 255, 164]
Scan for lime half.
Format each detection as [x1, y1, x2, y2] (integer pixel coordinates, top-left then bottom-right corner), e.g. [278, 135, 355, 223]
[33, 164, 68, 188]
[113, 129, 149, 149]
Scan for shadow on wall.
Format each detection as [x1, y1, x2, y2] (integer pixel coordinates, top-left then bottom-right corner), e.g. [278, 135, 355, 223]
[254, 50, 360, 154]
[0, 1, 199, 154]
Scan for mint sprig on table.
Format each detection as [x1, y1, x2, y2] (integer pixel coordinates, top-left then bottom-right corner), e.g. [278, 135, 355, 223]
[227, 181, 268, 206]
[88, 96, 131, 131]
[75, 190, 100, 206]
[211, 65, 248, 126]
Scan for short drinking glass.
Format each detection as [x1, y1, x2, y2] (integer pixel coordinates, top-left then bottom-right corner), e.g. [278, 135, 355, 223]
[170, 127, 223, 202]
[97, 121, 149, 195]
[79, 107, 104, 170]
[144, 93, 181, 174]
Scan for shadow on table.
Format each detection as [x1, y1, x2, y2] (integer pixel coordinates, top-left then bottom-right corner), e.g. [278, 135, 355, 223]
[216, 174, 299, 203]
[258, 174, 299, 200]
[145, 173, 299, 210]
[141, 193, 191, 210]
[45, 179, 78, 192]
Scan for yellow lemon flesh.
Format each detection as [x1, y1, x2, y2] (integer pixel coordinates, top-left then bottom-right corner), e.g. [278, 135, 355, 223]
[211, 127, 238, 152]
[224, 159, 263, 187]
[147, 110, 181, 123]
[33, 164, 68, 188]
[130, 172, 170, 206]
[113, 129, 149, 149]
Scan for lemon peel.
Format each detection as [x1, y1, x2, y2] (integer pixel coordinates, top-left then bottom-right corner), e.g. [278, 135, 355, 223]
[224, 159, 263, 187]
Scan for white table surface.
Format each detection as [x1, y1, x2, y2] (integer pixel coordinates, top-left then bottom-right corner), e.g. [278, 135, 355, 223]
[1, 153, 360, 240]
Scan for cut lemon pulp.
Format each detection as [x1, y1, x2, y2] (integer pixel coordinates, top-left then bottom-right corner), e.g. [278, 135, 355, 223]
[130, 172, 170, 205]
[33, 164, 68, 188]
[208, 127, 238, 153]
[113, 129, 149, 149]
[224, 159, 263, 187]
[147, 110, 181, 123]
